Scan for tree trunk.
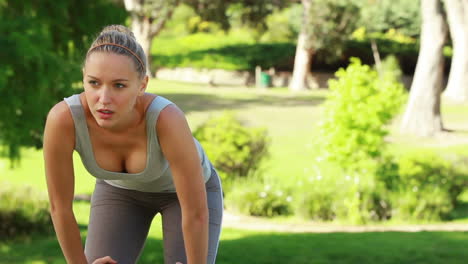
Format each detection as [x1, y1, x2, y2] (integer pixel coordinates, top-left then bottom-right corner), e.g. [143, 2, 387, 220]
[124, 0, 178, 77]
[131, 15, 153, 77]
[289, 0, 313, 91]
[400, 0, 448, 136]
[371, 39, 382, 75]
[289, 33, 313, 91]
[443, 0, 468, 102]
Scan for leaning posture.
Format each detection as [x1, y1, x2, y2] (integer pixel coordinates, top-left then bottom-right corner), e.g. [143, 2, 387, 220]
[43, 25, 223, 264]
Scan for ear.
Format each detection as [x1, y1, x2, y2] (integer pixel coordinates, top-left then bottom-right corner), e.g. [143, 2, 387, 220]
[139, 75, 149, 96]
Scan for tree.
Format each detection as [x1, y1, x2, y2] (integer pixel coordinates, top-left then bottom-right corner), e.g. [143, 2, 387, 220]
[124, 0, 287, 76]
[0, 0, 127, 162]
[358, 0, 421, 74]
[442, 0, 468, 102]
[289, 0, 359, 91]
[289, 0, 313, 91]
[400, 0, 448, 136]
[123, 0, 180, 76]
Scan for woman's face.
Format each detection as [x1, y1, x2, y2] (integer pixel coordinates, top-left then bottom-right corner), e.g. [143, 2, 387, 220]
[83, 52, 147, 130]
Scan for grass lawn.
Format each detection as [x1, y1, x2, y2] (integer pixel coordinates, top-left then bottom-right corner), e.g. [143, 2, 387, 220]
[2, 202, 468, 264]
[2, 213, 468, 264]
[1, 79, 468, 263]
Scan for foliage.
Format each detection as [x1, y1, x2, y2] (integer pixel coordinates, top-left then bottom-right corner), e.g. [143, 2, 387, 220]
[301, 0, 360, 62]
[133, 0, 179, 19]
[382, 153, 468, 221]
[0, 0, 127, 162]
[193, 112, 269, 182]
[308, 57, 406, 223]
[318, 57, 406, 173]
[293, 176, 338, 221]
[296, 151, 468, 223]
[187, 15, 222, 34]
[293, 166, 392, 224]
[358, 0, 421, 38]
[0, 183, 53, 240]
[161, 4, 198, 36]
[184, 0, 289, 31]
[259, 4, 302, 43]
[225, 179, 293, 217]
[151, 33, 295, 71]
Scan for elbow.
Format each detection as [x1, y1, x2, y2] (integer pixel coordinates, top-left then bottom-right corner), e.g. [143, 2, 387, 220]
[49, 200, 72, 218]
[184, 205, 209, 224]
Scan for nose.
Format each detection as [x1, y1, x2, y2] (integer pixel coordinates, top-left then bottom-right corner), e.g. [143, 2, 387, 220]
[99, 87, 112, 105]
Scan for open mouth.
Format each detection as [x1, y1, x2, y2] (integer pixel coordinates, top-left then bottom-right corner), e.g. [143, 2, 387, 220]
[97, 109, 114, 119]
[98, 109, 114, 114]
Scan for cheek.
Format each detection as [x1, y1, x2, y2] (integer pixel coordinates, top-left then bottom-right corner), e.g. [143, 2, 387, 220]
[84, 90, 99, 103]
[116, 95, 137, 109]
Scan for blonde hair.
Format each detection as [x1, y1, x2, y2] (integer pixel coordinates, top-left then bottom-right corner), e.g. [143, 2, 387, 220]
[86, 25, 147, 78]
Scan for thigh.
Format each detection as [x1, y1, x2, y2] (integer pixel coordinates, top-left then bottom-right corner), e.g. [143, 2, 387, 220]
[85, 180, 155, 264]
[161, 168, 223, 264]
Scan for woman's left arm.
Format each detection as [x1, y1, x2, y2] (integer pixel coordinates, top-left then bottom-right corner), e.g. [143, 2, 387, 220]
[157, 105, 209, 264]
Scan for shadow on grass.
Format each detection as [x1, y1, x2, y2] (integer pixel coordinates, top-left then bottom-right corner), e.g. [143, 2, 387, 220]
[450, 201, 468, 221]
[155, 91, 325, 114]
[141, 231, 468, 264]
[3, 230, 467, 264]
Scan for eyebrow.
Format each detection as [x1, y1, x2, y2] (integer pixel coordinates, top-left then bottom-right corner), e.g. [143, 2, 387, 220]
[87, 75, 129, 82]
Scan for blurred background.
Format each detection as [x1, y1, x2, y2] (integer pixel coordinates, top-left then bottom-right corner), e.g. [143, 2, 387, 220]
[1, 0, 468, 263]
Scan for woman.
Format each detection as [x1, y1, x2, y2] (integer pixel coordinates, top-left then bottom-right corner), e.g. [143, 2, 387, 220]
[43, 25, 223, 264]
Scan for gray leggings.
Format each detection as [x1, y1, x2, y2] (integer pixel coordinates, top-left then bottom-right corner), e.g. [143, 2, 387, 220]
[84, 168, 223, 264]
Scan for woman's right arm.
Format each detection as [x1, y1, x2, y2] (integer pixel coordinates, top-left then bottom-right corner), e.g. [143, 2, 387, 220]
[43, 101, 88, 264]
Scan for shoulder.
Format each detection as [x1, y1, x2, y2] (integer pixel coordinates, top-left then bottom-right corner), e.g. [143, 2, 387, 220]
[44, 101, 75, 149]
[156, 103, 187, 131]
[46, 101, 75, 131]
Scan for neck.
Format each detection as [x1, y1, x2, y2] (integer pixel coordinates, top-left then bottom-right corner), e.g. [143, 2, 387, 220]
[110, 98, 145, 133]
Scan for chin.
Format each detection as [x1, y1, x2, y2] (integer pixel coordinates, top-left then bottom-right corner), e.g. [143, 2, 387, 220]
[94, 117, 114, 129]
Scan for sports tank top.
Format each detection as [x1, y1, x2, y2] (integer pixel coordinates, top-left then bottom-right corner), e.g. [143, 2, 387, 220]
[63, 94, 211, 192]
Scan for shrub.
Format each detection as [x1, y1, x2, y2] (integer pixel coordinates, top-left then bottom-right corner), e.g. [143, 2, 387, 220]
[293, 180, 337, 221]
[318, 57, 406, 174]
[388, 153, 468, 221]
[225, 179, 293, 217]
[312, 57, 405, 223]
[294, 168, 392, 224]
[193, 112, 270, 182]
[151, 35, 296, 72]
[0, 183, 53, 240]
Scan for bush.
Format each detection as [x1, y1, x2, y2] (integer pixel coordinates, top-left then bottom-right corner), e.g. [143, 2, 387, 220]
[388, 153, 468, 221]
[0, 183, 53, 240]
[310, 57, 405, 223]
[151, 34, 296, 72]
[293, 179, 337, 221]
[294, 168, 392, 224]
[318, 57, 406, 174]
[193, 112, 270, 182]
[225, 179, 293, 217]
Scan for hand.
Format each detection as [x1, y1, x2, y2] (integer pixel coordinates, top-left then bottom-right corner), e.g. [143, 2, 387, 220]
[92, 256, 117, 264]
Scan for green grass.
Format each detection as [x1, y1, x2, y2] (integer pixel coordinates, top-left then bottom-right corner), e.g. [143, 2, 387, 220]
[1, 80, 468, 263]
[2, 219, 468, 264]
[2, 202, 468, 264]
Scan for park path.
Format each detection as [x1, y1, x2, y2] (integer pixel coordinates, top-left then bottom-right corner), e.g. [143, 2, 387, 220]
[222, 211, 468, 233]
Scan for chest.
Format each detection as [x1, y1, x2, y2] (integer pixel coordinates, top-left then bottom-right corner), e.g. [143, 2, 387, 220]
[87, 122, 149, 174]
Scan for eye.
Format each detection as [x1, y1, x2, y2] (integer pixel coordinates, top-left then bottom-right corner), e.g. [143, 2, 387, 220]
[115, 83, 126, 88]
[88, 80, 99, 86]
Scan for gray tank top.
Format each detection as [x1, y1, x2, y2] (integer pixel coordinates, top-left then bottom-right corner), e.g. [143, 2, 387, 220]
[64, 94, 211, 192]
